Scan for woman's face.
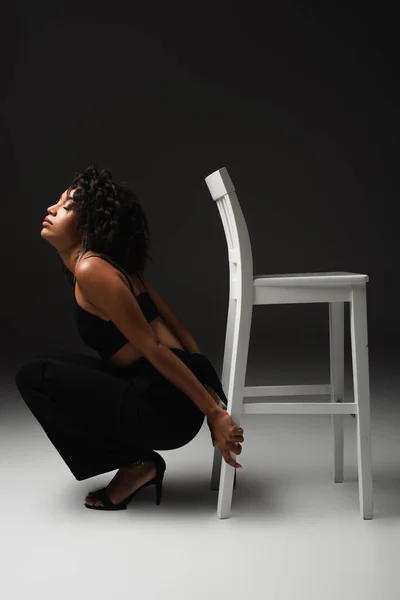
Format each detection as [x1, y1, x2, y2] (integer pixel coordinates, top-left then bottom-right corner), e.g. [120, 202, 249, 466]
[40, 187, 80, 248]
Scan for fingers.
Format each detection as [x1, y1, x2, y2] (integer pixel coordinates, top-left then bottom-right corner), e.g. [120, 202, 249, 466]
[222, 451, 242, 469]
[231, 428, 244, 442]
[214, 421, 244, 465]
[230, 442, 242, 455]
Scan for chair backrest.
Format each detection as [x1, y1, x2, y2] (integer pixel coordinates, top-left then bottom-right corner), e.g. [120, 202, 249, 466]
[204, 167, 254, 413]
[204, 167, 254, 299]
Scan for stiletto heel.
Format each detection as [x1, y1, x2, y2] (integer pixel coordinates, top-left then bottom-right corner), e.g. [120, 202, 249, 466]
[84, 451, 166, 511]
[148, 450, 166, 505]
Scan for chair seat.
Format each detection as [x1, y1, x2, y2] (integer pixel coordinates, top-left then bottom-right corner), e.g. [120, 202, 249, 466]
[253, 271, 368, 287]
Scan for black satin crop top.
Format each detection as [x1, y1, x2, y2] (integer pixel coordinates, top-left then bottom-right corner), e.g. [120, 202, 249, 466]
[73, 254, 160, 360]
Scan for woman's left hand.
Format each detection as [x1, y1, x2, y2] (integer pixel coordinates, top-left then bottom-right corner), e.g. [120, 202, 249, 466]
[204, 384, 221, 447]
[207, 417, 217, 446]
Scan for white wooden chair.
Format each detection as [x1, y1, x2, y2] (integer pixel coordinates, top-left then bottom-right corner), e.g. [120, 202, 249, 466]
[204, 167, 373, 520]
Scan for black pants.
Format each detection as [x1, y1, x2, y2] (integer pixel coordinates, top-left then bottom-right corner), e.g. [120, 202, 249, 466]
[14, 348, 226, 481]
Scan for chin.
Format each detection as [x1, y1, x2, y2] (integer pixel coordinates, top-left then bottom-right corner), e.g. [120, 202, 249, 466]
[40, 229, 55, 246]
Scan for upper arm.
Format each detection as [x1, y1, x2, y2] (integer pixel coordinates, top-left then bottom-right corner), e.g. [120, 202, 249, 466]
[75, 260, 161, 359]
[141, 277, 186, 336]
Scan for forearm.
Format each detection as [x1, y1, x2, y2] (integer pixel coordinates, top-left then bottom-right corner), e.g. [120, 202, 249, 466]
[174, 324, 201, 354]
[148, 343, 224, 421]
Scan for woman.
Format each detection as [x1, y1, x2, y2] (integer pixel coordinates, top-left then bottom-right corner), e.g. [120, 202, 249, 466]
[15, 165, 244, 512]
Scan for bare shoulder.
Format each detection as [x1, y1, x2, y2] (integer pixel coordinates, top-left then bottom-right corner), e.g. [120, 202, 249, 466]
[76, 252, 105, 272]
[75, 254, 117, 286]
[76, 254, 141, 294]
[76, 253, 123, 280]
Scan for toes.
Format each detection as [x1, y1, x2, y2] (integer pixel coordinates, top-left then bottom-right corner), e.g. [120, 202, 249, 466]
[85, 499, 103, 507]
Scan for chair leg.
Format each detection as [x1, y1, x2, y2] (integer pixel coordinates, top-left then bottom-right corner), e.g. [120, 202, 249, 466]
[210, 445, 222, 490]
[216, 302, 251, 519]
[350, 285, 373, 520]
[329, 302, 345, 483]
[210, 445, 236, 491]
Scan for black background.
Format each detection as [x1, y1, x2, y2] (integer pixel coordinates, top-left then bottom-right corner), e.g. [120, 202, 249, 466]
[2, 1, 398, 367]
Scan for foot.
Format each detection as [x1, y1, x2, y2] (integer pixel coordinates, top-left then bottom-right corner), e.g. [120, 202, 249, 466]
[84, 459, 157, 508]
[85, 466, 132, 501]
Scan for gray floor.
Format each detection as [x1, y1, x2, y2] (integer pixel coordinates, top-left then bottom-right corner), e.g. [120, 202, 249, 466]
[1, 346, 399, 600]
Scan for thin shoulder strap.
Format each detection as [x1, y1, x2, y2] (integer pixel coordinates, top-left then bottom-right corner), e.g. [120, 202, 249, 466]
[84, 254, 135, 294]
[136, 271, 147, 292]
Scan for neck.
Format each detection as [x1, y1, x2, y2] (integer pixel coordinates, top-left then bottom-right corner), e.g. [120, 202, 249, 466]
[57, 247, 84, 278]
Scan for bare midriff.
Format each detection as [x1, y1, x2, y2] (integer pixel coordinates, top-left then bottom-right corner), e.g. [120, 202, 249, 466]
[74, 254, 184, 368]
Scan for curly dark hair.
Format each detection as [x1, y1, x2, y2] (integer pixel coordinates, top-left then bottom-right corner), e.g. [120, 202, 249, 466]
[60, 165, 153, 285]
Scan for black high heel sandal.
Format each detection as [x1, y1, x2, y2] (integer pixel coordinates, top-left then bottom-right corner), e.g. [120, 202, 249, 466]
[84, 451, 166, 511]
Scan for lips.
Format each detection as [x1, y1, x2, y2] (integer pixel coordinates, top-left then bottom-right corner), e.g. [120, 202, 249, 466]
[43, 217, 52, 225]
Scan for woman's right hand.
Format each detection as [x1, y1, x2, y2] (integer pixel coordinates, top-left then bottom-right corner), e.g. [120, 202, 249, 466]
[209, 409, 244, 469]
